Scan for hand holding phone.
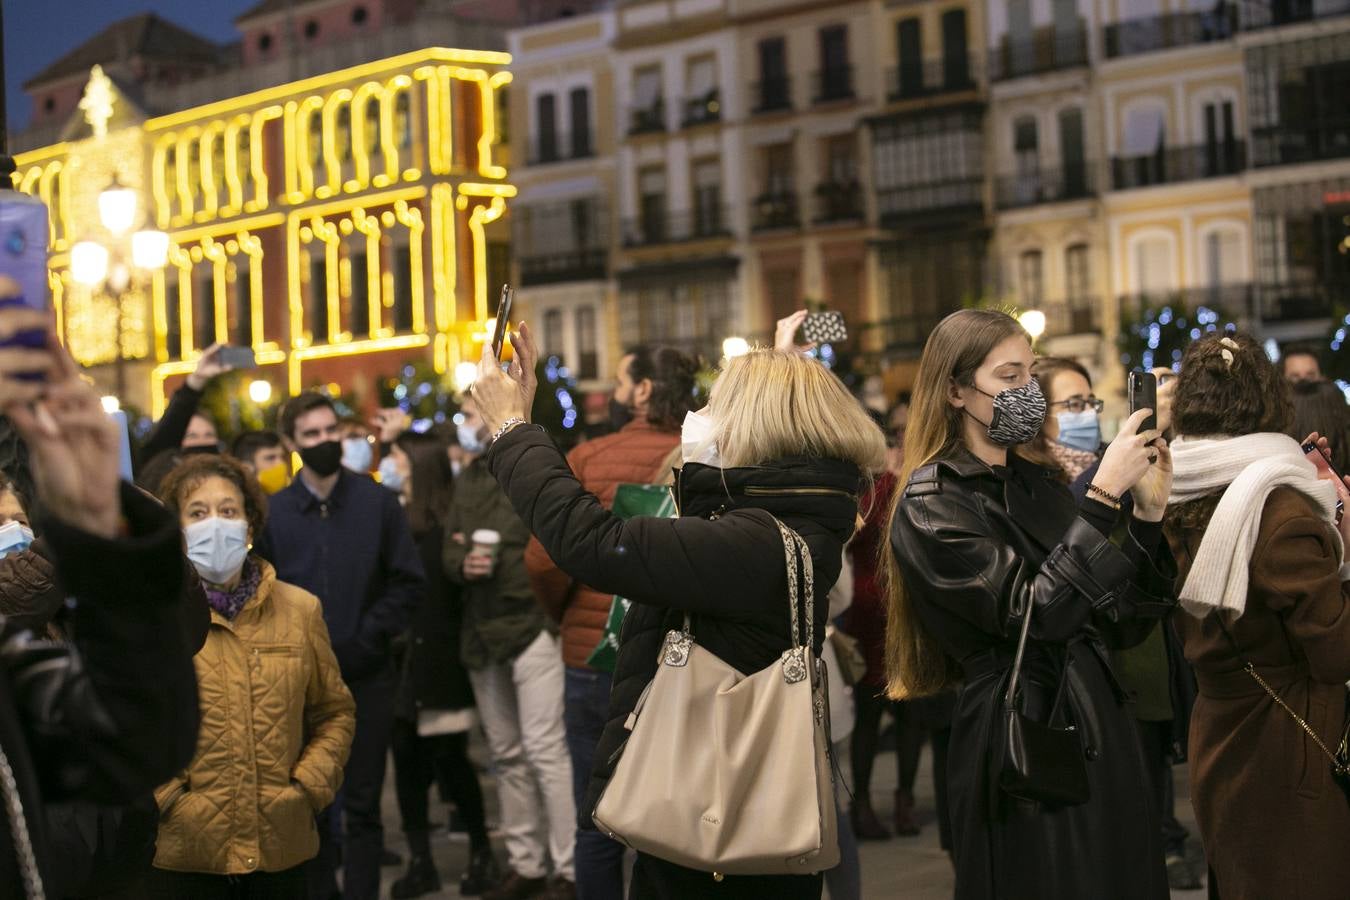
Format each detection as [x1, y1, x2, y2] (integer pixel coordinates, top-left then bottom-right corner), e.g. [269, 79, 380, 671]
[802, 311, 848, 346]
[1128, 371, 1158, 434]
[1302, 440, 1350, 525]
[218, 346, 257, 370]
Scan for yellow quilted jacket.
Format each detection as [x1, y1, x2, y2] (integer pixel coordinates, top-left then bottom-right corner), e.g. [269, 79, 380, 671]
[152, 559, 355, 875]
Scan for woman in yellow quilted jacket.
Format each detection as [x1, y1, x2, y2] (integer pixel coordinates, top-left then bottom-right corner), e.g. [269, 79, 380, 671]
[145, 454, 356, 898]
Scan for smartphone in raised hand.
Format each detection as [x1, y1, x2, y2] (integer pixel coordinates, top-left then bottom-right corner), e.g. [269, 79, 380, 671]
[491, 285, 513, 360]
[1128, 371, 1158, 433]
[0, 192, 52, 380]
[218, 346, 257, 369]
[1303, 440, 1350, 525]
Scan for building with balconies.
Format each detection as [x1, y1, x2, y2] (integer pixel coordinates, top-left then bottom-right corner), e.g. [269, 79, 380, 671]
[507, 4, 617, 390]
[867, 0, 991, 362]
[735, 0, 883, 363]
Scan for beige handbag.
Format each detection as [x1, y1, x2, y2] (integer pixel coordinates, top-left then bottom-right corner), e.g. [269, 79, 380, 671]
[591, 517, 839, 877]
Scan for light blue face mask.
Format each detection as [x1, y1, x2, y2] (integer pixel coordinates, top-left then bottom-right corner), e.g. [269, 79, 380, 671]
[458, 423, 486, 455]
[378, 456, 404, 492]
[342, 437, 373, 472]
[1055, 409, 1101, 453]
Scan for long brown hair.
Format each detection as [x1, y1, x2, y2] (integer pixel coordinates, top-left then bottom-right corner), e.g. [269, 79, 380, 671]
[395, 431, 453, 535]
[882, 309, 1027, 699]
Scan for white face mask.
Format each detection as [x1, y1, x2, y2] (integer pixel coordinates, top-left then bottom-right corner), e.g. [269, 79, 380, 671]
[680, 410, 721, 466]
[377, 456, 404, 492]
[185, 517, 250, 586]
[450, 459, 464, 478]
[458, 423, 486, 455]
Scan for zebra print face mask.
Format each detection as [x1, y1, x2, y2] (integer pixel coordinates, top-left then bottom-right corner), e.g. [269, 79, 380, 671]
[969, 378, 1047, 446]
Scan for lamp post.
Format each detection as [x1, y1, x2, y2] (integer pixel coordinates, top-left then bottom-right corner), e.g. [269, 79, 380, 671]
[70, 177, 168, 402]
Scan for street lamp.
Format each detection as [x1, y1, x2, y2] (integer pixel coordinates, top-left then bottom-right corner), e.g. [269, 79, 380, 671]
[1018, 310, 1047, 342]
[722, 336, 749, 359]
[70, 179, 169, 401]
[248, 379, 273, 404]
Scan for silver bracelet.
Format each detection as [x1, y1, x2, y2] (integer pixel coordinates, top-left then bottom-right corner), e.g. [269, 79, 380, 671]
[491, 417, 529, 445]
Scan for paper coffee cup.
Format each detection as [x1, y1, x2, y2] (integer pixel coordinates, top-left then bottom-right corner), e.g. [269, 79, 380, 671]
[470, 529, 501, 563]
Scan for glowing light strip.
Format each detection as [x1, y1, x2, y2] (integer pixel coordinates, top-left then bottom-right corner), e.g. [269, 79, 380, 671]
[394, 200, 426, 334]
[464, 194, 506, 321]
[287, 333, 431, 395]
[151, 268, 167, 361]
[170, 212, 285, 243]
[319, 89, 354, 199]
[294, 96, 325, 201]
[414, 67, 444, 175]
[222, 114, 250, 216]
[352, 210, 384, 337]
[379, 76, 412, 188]
[175, 127, 202, 225]
[198, 121, 226, 221]
[152, 134, 176, 227]
[350, 82, 382, 189]
[145, 48, 510, 130]
[249, 106, 283, 211]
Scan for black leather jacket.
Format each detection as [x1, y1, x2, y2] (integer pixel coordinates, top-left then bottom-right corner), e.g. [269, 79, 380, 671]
[890, 449, 1176, 899]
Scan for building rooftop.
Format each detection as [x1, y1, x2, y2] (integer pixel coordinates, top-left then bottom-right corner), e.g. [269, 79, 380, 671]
[24, 13, 224, 89]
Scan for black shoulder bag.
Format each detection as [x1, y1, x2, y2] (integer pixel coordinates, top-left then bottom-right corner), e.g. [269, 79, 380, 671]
[995, 596, 1091, 809]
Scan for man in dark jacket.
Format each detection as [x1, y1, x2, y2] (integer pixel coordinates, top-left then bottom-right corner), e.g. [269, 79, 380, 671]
[445, 397, 574, 900]
[256, 391, 424, 900]
[523, 346, 693, 900]
[0, 302, 201, 899]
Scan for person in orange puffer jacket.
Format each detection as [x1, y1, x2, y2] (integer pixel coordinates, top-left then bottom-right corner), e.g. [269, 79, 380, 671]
[524, 345, 698, 900]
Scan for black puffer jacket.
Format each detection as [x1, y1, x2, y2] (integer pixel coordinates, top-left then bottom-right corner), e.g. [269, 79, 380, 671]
[486, 427, 861, 824]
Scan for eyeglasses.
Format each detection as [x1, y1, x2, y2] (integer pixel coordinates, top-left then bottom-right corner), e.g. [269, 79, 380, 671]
[1049, 396, 1104, 414]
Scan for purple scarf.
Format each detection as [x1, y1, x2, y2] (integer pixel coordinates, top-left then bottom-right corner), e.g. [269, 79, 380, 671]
[204, 557, 263, 620]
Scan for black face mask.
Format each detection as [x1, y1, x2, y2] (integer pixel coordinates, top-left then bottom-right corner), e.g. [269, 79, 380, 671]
[608, 397, 635, 431]
[298, 440, 343, 477]
[180, 444, 220, 456]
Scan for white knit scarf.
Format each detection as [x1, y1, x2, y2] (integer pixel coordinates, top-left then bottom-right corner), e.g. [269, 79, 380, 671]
[1168, 432, 1342, 619]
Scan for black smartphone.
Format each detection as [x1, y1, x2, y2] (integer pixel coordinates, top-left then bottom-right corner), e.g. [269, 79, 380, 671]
[219, 346, 256, 369]
[491, 284, 513, 360]
[1128, 371, 1158, 433]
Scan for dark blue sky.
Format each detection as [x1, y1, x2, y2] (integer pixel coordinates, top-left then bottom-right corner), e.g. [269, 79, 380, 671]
[3, 0, 251, 135]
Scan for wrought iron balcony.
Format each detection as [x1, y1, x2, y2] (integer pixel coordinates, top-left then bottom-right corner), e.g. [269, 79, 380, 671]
[525, 133, 595, 166]
[990, 24, 1088, 81]
[1110, 141, 1246, 190]
[1252, 117, 1350, 167]
[1041, 299, 1101, 337]
[886, 54, 979, 101]
[518, 248, 608, 286]
[814, 181, 864, 223]
[751, 193, 800, 231]
[751, 76, 792, 114]
[622, 205, 731, 247]
[1104, 7, 1236, 58]
[628, 98, 666, 136]
[995, 164, 1096, 209]
[877, 177, 983, 222]
[1240, 1, 1350, 30]
[812, 65, 855, 104]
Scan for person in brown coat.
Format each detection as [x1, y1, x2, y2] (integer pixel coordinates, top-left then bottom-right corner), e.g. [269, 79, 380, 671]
[1165, 333, 1350, 900]
[524, 345, 697, 900]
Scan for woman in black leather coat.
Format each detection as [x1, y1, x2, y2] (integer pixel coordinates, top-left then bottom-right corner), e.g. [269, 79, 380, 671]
[884, 309, 1178, 899]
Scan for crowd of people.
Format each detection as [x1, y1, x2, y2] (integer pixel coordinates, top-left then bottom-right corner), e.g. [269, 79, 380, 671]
[2, 269, 1349, 900]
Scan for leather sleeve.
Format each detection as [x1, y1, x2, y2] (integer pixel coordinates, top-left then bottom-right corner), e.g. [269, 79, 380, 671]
[292, 594, 356, 811]
[891, 486, 1140, 643]
[486, 426, 787, 617]
[11, 483, 199, 804]
[1249, 512, 1350, 685]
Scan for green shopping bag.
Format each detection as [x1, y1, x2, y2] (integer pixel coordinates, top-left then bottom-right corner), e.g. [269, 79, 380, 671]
[585, 483, 676, 672]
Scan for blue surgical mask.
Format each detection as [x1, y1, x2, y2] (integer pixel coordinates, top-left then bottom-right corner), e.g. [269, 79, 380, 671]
[0, 521, 34, 558]
[184, 517, 249, 586]
[378, 456, 404, 492]
[458, 423, 486, 455]
[1055, 409, 1101, 453]
[341, 437, 373, 472]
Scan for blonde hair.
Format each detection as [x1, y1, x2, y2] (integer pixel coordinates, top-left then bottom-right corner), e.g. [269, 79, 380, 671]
[882, 309, 1027, 698]
[704, 350, 887, 474]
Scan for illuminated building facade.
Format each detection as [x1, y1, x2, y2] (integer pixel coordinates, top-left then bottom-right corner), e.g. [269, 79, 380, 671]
[12, 7, 514, 416]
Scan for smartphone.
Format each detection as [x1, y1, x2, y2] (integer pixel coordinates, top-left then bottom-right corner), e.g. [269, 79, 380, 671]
[1302, 441, 1350, 525]
[109, 409, 133, 482]
[219, 345, 256, 369]
[491, 285, 513, 360]
[0, 192, 52, 379]
[1128, 371, 1158, 433]
[802, 310, 848, 346]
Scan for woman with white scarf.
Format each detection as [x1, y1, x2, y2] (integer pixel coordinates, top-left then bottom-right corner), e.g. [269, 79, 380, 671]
[1165, 332, 1350, 900]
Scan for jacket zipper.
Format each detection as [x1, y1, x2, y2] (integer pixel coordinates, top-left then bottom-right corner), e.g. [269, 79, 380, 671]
[742, 486, 855, 500]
